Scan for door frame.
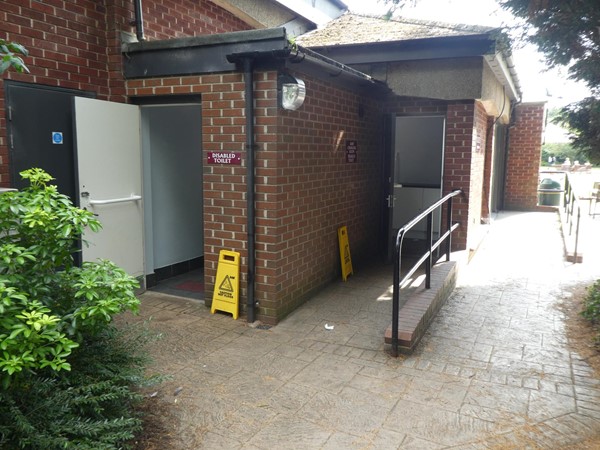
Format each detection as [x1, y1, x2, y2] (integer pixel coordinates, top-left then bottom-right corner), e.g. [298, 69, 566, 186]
[131, 94, 204, 287]
[385, 113, 446, 260]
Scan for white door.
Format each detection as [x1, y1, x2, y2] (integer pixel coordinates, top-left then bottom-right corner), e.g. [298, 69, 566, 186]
[74, 97, 144, 280]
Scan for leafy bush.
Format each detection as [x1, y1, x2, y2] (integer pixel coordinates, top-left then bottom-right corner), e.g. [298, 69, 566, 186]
[581, 279, 600, 327]
[0, 169, 154, 448]
[0, 323, 158, 449]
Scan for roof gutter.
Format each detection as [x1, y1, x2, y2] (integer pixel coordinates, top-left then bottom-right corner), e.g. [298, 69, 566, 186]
[293, 45, 374, 83]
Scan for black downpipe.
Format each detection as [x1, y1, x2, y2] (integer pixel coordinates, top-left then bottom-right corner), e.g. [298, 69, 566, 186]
[243, 57, 256, 324]
[133, 0, 145, 42]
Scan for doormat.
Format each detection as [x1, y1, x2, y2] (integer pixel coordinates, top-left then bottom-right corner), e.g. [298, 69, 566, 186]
[174, 281, 204, 292]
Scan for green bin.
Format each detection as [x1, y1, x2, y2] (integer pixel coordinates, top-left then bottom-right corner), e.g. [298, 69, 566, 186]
[538, 178, 562, 206]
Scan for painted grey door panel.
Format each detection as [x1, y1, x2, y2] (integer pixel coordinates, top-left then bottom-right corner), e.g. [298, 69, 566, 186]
[74, 97, 144, 279]
[389, 115, 444, 244]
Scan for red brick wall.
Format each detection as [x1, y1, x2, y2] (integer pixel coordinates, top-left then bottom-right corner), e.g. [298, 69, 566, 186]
[465, 101, 489, 250]
[1, 0, 384, 324]
[0, 0, 251, 185]
[270, 73, 382, 321]
[128, 71, 250, 311]
[504, 102, 545, 210]
[0, 0, 111, 184]
[444, 102, 476, 251]
[128, 71, 383, 323]
[141, 0, 252, 40]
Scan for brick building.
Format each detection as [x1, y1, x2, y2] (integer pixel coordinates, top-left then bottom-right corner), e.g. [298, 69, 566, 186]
[0, 1, 544, 324]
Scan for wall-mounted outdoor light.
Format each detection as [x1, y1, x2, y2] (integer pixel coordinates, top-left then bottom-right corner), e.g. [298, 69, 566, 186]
[279, 74, 306, 111]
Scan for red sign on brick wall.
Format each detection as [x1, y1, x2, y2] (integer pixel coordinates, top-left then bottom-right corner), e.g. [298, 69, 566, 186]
[346, 140, 357, 163]
[208, 152, 242, 165]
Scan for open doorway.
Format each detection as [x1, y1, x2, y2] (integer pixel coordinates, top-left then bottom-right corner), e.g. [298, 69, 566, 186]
[387, 115, 445, 258]
[5, 86, 205, 298]
[140, 103, 204, 299]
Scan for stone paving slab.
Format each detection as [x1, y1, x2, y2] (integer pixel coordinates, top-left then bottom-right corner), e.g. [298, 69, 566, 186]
[126, 211, 600, 449]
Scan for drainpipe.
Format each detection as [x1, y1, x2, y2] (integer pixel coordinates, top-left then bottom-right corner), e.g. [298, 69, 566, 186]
[226, 52, 258, 324]
[243, 56, 256, 324]
[133, 0, 145, 42]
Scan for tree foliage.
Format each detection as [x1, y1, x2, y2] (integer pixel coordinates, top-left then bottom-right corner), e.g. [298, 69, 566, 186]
[0, 39, 29, 74]
[499, 1, 599, 87]
[556, 97, 600, 164]
[498, 0, 600, 162]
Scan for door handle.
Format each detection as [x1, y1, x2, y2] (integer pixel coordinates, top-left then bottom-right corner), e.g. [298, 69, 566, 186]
[386, 194, 395, 208]
[88, 194, 142, 206]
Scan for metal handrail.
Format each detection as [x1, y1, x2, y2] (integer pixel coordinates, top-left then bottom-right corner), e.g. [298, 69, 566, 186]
[390, 189, 463, 357]
[562, 174, 582, 263]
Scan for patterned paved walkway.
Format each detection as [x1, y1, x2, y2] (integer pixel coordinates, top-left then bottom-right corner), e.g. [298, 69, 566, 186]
[130, 211, 600, 449]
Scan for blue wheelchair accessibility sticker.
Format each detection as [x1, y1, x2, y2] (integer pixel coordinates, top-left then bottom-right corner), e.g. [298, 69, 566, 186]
[52, 132, 63, 144]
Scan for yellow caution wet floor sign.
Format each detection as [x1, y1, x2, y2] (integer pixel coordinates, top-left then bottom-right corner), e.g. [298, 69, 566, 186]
[211, 250, 240, 319]
[338, 226, 353, 281]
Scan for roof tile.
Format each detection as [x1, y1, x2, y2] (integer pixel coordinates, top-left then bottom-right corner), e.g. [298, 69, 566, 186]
[297, 12, 495, 47]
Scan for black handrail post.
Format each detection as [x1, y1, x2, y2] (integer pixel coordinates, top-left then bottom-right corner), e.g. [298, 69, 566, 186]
[574, 206, 581, 262]
[564, 176, 570, 213]
[426, 213, 432, 289]
[389, 189, 462, 356]
[569, 191, 574, 236]
[446, 197, 453, 262]
[391, 233, 401, 357]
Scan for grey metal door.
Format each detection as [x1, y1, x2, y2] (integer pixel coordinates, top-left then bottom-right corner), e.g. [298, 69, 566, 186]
[4, 81, 93, 200]
[388, 115, 445, 249]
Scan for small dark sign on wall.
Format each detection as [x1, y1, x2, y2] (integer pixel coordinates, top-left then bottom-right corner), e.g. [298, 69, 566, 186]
[346, 140, 357, 163]
[208, 152, 242, 165]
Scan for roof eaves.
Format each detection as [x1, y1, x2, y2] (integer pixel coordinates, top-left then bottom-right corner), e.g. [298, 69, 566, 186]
[485, 52, 522, 102]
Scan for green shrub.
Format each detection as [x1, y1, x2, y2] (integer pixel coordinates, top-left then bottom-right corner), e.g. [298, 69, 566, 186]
[0, 322, 161, 449]
[581, 279, 600, 325]
[0, 169, 155, 448]
[0, 168, 139, 386]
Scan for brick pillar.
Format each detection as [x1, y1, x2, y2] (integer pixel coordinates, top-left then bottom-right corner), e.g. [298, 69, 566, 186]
[444, 102, 475, 251]
[504, 102, 545, 210]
